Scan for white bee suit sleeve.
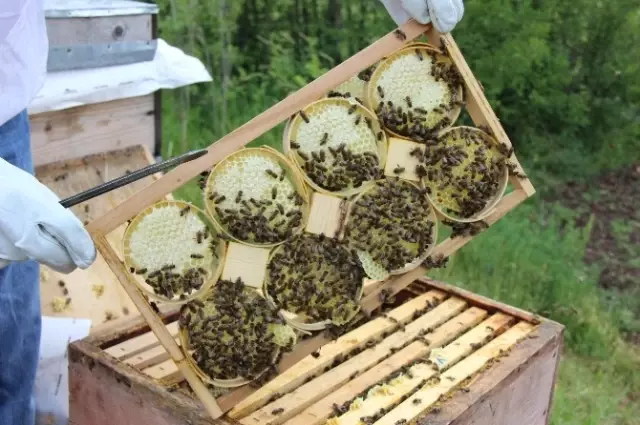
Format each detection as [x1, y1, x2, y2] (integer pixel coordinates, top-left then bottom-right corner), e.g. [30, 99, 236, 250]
[0, 0, 49, 128]
[0, 158, 96, 273]
[378, 0, 464, 33]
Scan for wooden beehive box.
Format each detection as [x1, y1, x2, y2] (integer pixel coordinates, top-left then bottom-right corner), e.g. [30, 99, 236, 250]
[69, 277, 563, 425]
[80, 19, 552, 424]
[30, 0, 161, 167]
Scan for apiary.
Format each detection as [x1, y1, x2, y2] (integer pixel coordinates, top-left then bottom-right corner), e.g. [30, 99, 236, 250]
[68, 277, 563, 425]
[78, 19, 556, 425]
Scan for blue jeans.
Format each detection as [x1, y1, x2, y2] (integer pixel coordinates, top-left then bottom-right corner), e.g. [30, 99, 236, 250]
[0, 110, 40, 425]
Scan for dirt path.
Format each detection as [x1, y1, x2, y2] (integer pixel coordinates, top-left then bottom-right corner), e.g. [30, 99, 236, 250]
[553, 163, 640, 342]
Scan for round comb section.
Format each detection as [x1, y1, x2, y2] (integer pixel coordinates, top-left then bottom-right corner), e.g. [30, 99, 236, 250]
[284, 98, 388, 197]
[366, 44, 464, 141]
[178, 278, 296, 388]
[343, 179, 438, 279]
[328, 62, 379, 102]
[264, 233, 365, 331]
[123, 200, 225, 304]
[421, 126, 509, 222]
[204, 147, 310, 247]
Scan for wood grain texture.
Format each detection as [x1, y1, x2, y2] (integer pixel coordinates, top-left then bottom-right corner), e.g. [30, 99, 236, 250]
[283, 307, 489, 425]
[69, 341, 214, 425]
[414, 321, 564, 425]
[30, 95, 155, 166]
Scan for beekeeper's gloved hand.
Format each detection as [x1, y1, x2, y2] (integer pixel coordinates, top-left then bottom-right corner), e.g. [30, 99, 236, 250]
[0, 158, 97, 273]
[379, 0, 464, 33]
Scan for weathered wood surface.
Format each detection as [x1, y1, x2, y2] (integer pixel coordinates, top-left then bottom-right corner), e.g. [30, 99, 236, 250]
[30, 95, 155, 166]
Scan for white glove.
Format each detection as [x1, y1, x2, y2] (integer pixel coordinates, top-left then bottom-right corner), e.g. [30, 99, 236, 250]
[379, 0, 464, 33]
[0, 158, 97, 273]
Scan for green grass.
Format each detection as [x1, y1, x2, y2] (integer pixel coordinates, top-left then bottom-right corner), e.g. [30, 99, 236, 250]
[161, 91, 639, 425]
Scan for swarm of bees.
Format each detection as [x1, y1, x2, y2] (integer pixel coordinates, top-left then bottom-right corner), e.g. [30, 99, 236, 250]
[180, 278, 294, 382]
[265, 233, 365, 327]
[344, 178, 436, 273]
[418, 127, 508, 219]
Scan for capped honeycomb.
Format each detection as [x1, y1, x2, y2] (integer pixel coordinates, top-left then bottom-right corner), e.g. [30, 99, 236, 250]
[284, 98, 387, 196]
[178, 278, 296, 388]
[366, 45, 463, 140]
[204, 148, 309, 246]
[265, 233, 365, 331]
[343, 178, 437, 278]
[419, 126, 509, 221]
[122, 200, 224, 303]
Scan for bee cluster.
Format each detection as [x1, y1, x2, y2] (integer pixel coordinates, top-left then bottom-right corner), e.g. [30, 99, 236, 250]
[300, 141, 383, 192]
[124, 202, 222, 302]
[210, 187, 304, 244]
[204, 150, 308, 245]
[288, 101, 385, 194]
[418, 127, 507, 219]
[266, 233, 365, 326]
[369, 47, 463, 142]
[179, 278, 290, 381]
[344, 179, 436, 273]
[136, 264, 209, 300]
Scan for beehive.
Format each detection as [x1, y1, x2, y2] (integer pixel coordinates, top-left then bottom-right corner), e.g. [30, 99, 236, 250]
[68, 278, 563, 425]
[84, 20, 540, 421]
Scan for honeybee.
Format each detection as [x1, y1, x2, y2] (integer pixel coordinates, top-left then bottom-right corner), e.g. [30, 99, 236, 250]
[299, 110, 310, 123]
[320, 132, 329, 145]
[179, 206, 191, 216]
[394, 29, 407, 41]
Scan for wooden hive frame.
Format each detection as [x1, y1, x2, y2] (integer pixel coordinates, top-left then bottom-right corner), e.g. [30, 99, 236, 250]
[85, 20, 537, 420]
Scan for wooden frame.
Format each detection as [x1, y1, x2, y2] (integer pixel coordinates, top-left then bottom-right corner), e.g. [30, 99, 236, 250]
[85, 21, 537, 420]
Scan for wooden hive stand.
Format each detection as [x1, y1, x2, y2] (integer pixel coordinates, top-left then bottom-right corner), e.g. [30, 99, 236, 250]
[82, 20, 548, 424]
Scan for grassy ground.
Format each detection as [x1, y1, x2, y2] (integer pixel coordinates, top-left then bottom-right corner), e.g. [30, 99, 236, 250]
[161, 95, 639, 425]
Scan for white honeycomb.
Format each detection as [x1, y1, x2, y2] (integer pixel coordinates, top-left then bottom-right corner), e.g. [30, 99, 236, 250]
[123, 202, 222, 301]
[357, 251, 390, 281]
[367, 46, 463, 131]
[286, 98, 386, 193]
[204, 149, 307, 242]
[423, 127, 506, 215]
[293, 102, 379, 156]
